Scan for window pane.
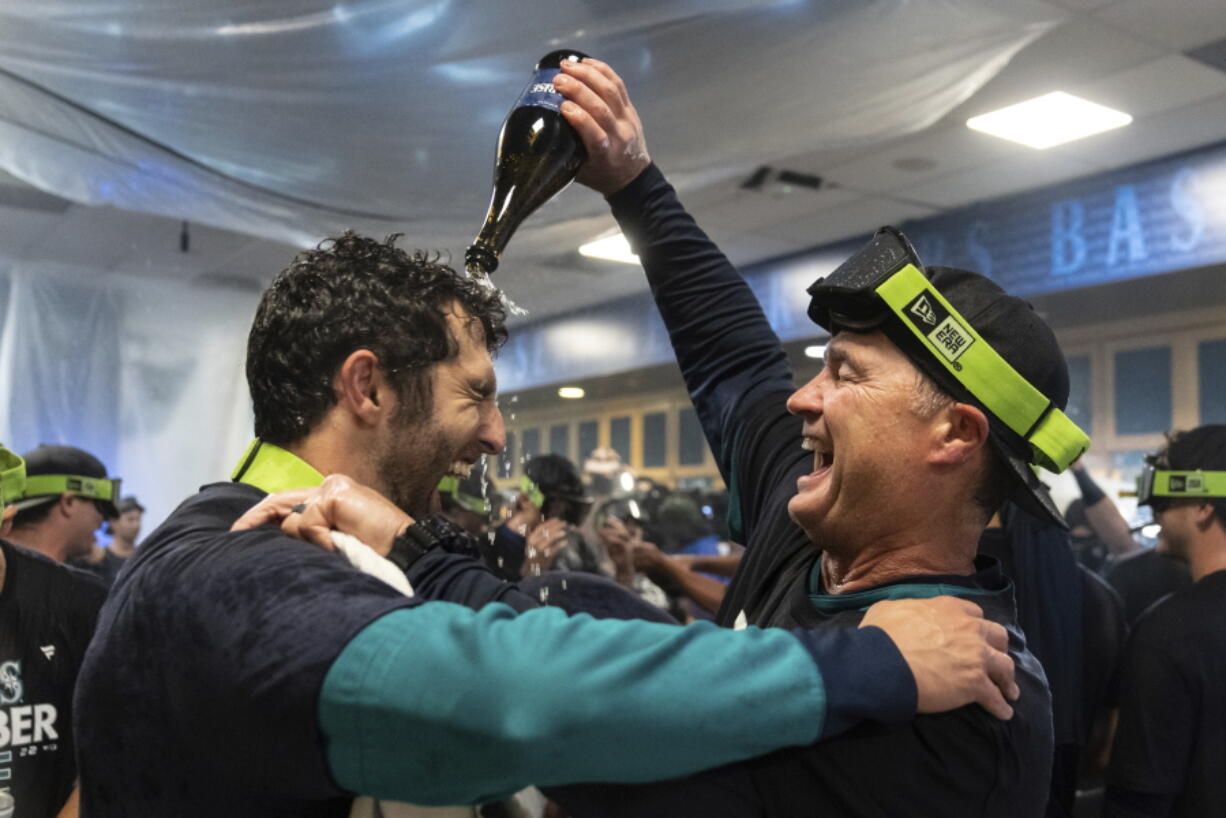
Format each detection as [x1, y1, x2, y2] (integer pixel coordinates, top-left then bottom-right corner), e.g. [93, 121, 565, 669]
[610, 416, 631, 464]
[578, 420, 599, 464]
[549, 424, 569, 458]
[498, 431, 516, 478]
[1199, 338, 1226, 424]
[1065, 355, 1092, 437]
[642, 412, 667, 467]
[1114, 347, 1171, 435]
[678, 407, 706, 465]
[522, 428, 540, 461]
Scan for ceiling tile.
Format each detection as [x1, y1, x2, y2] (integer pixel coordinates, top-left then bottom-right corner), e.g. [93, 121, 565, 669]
[1074, 54, 1226, 117]
[822, 124, 1025, 194]
[898, 152, 1100, 209]
[690, 184, 862, 235]
[945, 14, 1165, 123]
[1095, 0, 1226, 51]
[1061, 92, 1226, 169]
[755, 196, 938, 247]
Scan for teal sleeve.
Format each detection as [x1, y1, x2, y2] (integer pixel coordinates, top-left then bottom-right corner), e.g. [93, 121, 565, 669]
[319, 602, 825, 805]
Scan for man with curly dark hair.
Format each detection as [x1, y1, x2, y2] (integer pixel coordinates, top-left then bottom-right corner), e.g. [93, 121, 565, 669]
[245, 231, 508, 515]
[75, 230, 1021, 817]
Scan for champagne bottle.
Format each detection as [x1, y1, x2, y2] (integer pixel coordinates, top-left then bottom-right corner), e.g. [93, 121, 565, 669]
[466, 49, 590, 276]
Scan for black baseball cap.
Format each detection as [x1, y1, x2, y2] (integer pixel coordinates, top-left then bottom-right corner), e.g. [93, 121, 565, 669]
[807, 227, 1083, 527]
[116, 496, 145, 514]
[16, 444, 121, 519]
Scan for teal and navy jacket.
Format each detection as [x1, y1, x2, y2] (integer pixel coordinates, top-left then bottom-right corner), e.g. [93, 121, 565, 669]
[73, 439, 919, 817]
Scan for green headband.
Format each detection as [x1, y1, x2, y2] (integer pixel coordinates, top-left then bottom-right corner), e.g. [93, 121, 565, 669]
[875, 264, 1089, 472]
[0, 447, 26, 508]
[438, 475, 491, 515]
[21, 473, 120, 504]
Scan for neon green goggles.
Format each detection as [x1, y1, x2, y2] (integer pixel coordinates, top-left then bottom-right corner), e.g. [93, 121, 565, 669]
[519, 475, 546, 510]
[1137, 464, 1226, 509]
[438, 475, 491, 515]
[0, 447, 26, 508]
[806, 227, 1089, 473]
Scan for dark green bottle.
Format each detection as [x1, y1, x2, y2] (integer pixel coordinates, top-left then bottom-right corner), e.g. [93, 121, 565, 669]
[466, 49, 590, 276]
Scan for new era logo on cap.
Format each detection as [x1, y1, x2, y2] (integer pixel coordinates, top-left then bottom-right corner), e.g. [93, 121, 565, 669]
[909, 294, 938, 327]
[903, 289, 976, 366]
[1169, 474, 1207, 493]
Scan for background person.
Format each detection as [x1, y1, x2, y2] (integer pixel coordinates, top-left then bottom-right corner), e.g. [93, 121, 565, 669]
[1105, 425, 1226, 817]
[0, 444, 107, 818]
[7, 445, 120, 565]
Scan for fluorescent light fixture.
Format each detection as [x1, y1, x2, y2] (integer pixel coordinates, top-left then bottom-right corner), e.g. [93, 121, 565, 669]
[966, 92, 1131, 149]
[579, 233, 640, 265]
[557, 386, 585, 399]
[804, 344, 827, 359]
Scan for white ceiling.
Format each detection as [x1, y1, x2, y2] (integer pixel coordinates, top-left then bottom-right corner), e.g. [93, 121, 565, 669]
[1, 0, 1225, 318]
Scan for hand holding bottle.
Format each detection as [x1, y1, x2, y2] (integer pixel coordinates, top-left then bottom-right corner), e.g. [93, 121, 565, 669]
[555, 58, 652, 196]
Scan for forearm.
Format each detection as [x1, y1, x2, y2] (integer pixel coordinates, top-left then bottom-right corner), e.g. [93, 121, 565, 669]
[406, 548, 538, 612]
[320, 602, 914, 805]
[607, 164, 792, 470]
[687, 553, 742, 578]
[1073, 466, 1138, 556]
[654, 557, 728, 615]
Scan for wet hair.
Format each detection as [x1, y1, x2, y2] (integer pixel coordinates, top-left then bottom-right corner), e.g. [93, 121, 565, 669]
[247, 232, 507, 446]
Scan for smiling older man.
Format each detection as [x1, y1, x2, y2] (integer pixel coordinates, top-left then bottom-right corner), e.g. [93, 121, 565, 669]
[550, 57, 1088, 816]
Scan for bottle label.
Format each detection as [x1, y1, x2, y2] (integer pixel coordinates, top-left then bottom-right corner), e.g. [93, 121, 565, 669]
[513, 68, 564, 113]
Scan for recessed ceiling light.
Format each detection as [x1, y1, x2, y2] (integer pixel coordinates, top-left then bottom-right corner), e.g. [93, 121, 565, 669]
[966, 92, 1131, 149]
[804, 344, 827, 359]
[579, 233, 640, 265]
[558, 386, 585, 399]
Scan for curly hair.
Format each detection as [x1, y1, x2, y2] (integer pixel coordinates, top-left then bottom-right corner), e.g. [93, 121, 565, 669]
[247, 232, 507, 446]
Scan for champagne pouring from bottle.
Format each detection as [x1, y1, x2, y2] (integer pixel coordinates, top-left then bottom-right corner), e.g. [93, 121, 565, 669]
[465, 50, 590, 294]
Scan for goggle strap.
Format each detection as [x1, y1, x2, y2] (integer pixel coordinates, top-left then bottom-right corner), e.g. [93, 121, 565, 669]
[875, 264, 1089, 472]
[1146, 469, 1226, 499]
[0, 449, 25, 507]
[21, 474, 119, 503]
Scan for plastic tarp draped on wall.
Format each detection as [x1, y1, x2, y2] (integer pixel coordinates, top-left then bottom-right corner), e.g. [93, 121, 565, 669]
[0, 264, 257, 532]
[0, 0, 1062, 526]
[0, 0, 1061, 260]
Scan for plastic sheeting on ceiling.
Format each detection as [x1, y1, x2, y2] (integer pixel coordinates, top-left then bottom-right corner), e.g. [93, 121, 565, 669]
[0, 0, 1061, 280]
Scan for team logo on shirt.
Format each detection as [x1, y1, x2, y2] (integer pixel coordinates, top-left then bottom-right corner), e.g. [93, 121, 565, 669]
[0, 662, 21, 706]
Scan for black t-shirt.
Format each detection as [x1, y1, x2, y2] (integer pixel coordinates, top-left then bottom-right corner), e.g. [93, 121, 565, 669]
[69, 548, 127, 588]
[1107, 548, 1192, 627]
[0, 539, 106, 818]
[1106, 570, 1226, 817]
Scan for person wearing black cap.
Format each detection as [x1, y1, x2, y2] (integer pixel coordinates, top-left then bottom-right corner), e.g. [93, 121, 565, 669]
[549, 57, 1081, 815]
[1105, 425, 1226, 817]
[70, 496, 145, 587]
[0, 444, 106, 818]
[7, 444, 120, 565]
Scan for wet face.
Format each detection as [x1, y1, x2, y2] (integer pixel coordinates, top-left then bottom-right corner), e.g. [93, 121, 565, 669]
[375, 305, 505, 518]
[784, 331, 937, 549]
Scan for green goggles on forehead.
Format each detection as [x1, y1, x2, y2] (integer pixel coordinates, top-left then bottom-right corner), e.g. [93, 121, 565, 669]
[806, 227, 1088, 473]
[519, 475, 546, 510]
[0, 447, 26, 508]
[1136, 464, 1226, 507]
[21, 473, 121, 504]
[438, 475, 491, 515]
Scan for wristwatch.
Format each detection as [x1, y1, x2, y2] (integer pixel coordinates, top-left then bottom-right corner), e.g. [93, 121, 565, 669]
[387, 515, 475, 573]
